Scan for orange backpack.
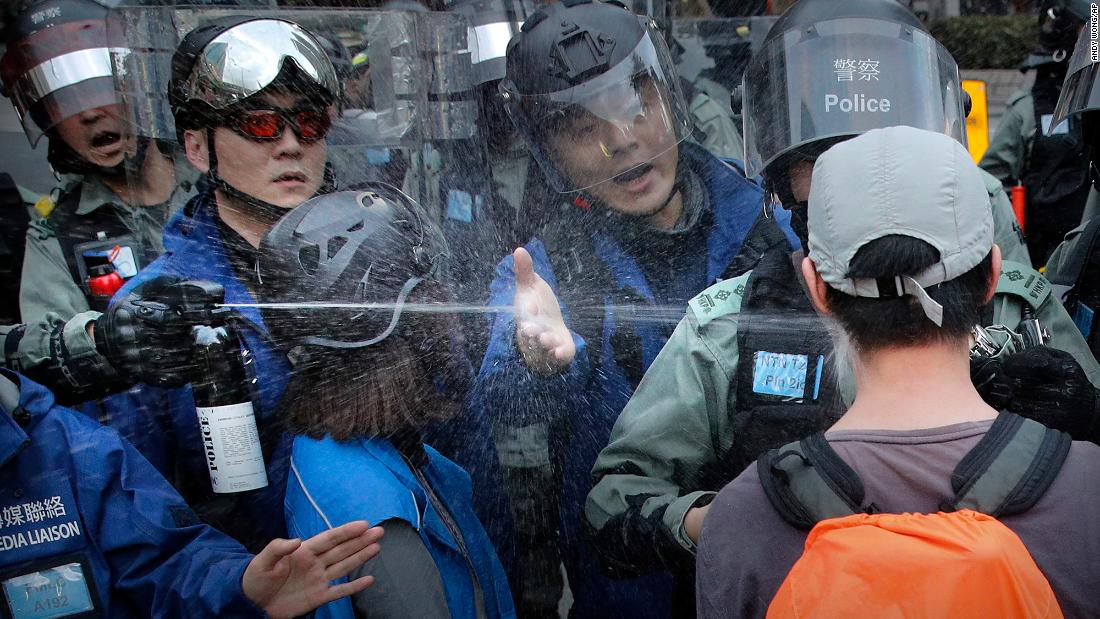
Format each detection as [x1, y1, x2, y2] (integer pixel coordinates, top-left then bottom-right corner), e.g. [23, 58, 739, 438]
[758, 413, 1070, 619]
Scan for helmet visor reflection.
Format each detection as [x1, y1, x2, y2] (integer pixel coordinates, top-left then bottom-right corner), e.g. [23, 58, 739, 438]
[503, 30, 691, 192]
[179, 19, 339, 112]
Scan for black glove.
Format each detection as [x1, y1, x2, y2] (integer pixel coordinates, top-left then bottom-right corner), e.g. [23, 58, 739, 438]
[970, 356, 1014, 411]
[1002, 345, 1100, 443]
[94, 276, 209, 388]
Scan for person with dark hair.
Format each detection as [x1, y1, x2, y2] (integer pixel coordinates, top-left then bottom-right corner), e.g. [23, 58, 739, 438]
[470, 0, 792, 614]
[0, 0, 198, 439]
[696, 125, 1100, 619]
[89, 16, 342, 550]
[586, 0, 1100, 614]
[258, 187, 515, 619]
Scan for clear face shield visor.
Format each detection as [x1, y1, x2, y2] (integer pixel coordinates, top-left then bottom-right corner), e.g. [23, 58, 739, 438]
[1050, 20, 1100, 131]
[502, 30, 692, 193]
[1, 17, 131, 146]
[176, 19, 339, 113]
[742, 17, 967, 179]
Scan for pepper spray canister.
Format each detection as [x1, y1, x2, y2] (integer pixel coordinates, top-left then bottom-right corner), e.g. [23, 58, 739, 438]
[190, 323, 268, 494]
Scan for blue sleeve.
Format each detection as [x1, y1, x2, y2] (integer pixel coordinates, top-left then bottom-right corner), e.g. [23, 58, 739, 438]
[770, 205, 801, 251]
[471, 239, 593, 427]
[71, 419, 263, 618]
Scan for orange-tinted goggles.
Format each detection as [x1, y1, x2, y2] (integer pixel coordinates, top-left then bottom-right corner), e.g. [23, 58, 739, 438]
[228, 107, 331, 142]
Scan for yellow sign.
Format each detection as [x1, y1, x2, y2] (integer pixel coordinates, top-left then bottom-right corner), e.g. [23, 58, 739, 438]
[962, 79, 989, 163]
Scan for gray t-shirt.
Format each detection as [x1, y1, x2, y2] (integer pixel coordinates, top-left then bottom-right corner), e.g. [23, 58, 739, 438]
[696, 421, 1100, 619]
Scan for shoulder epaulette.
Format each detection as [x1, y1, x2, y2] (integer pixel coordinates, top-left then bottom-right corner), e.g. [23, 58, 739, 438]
[27, 217, 56, 240]
[689, 272, 751, 328]
[996, 260, 1051, 311]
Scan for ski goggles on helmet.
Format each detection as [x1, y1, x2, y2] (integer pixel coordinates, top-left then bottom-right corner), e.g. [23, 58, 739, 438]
[227, 106, 332, 142]
[501, 30, 691, 193]
[175, 19, 338, 113]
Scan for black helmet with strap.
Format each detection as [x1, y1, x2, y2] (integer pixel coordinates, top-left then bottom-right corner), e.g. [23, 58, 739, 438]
[499, 0, 692, 193]
[0, 0, 151, 177]
[257, 184, 448, 353]
[743, 0, 967, 181]
[169, 16, 338, 216]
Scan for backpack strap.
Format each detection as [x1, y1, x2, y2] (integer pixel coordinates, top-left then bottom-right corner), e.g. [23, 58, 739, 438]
[948, 412, 1071, 517]
[758, 433, 866, 530]
[761, 412, 1071, 529]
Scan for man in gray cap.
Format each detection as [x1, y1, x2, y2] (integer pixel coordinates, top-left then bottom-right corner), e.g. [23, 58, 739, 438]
[695, 125, 1100, 618]
[587, 2, 1100, 609]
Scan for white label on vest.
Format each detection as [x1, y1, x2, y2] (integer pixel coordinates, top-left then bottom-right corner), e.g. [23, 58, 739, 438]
[3, 562, 95, 619]
[752, 351, 809, 398]
[195, 402, 269, 494]
[1041, 114, 1068, 135]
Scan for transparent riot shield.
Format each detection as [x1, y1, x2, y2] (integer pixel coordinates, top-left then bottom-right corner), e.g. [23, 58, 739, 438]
[670, 16, 765, 160]
[108, 0, 514, 577]
[110, 6, 504, 320]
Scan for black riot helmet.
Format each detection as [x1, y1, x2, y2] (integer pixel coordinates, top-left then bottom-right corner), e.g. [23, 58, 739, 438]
[257, 185, 449, 353]
[742, 0, 967, 185]
[168, 17, 338, 215]
[0, 0, 155, 177]
[169, 16, 338, 140]
[1049, 17, 1100, 189]
[499, 0, 692, 192]
[1021, 0, 1089, 70]
[1048, 18, 1100, 131]
[0, 0, 120, 147]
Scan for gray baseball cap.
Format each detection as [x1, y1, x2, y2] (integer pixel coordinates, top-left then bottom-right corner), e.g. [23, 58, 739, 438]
[807, 125, 993, 326]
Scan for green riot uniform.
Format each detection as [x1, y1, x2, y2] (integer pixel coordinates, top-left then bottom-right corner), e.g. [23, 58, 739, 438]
[7, 161, 197, 394]
[586, 189, 1099, 571]
[979, 89, 1035, 186]
[979, 89, 1098, 259]
[21, 167, 196, 321]
[686, 77, 744, 162]
[1044, 219, 1089, 280]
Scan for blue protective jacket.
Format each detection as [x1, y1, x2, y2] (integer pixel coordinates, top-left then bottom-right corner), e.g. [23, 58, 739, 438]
[113, 192, 294, 544]
[471, 143, 797, 617]
[286, 435, 515, 619]
[0, 369, 263, 617]
[112, 191, 511, 555]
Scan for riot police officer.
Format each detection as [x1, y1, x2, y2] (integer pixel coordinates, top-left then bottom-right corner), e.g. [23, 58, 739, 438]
[3, 0, 198, 325]
[471, 1, 789, 615]
[586, 0, 1100, 615]
[1042, 19, 1100, 363]
[979, 0, 1092, 265]
[0, 0, 198, 476]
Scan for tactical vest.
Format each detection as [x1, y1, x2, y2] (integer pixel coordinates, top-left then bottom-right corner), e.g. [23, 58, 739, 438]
[47, 184, 156, 312]
[0, 174, 28, 324]
[708, 233, 844, 484]
[1021, 100, 1091, 264]
[1049, 217, 1100, 359]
